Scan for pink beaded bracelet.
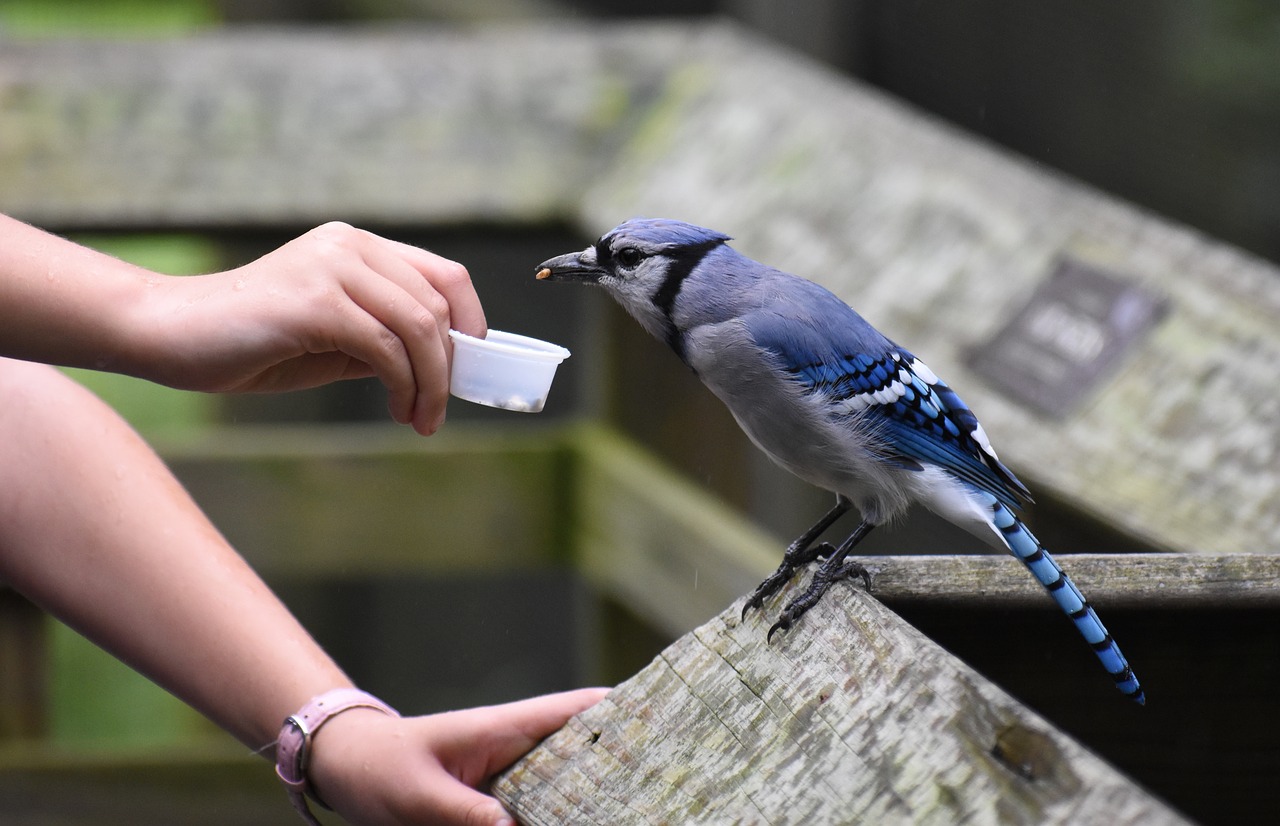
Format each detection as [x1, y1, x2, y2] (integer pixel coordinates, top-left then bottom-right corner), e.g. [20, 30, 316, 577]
[275, 688, 400, 825]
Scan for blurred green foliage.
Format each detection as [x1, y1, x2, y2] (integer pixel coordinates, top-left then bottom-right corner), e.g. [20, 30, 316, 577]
[0, 0, 219, 36]
[48, 620, 223, 749]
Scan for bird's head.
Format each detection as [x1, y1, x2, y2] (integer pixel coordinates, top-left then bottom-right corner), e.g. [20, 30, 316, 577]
[535, 218, 732, 340]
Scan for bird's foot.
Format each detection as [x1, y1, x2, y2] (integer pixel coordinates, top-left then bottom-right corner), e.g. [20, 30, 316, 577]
[741, 541, 837, 620]
[767, 557, 873, 642]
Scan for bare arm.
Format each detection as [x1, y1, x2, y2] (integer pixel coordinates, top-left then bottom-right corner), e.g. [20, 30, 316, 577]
[0, 215, 486, 435]
[0, 357, 345, 746]
[0, 358, 604, 825]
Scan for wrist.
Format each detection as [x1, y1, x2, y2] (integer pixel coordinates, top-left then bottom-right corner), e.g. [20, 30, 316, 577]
[0, 222, 159, 374]
[111, 270, 180, 382]
[275, 688, 400, 825]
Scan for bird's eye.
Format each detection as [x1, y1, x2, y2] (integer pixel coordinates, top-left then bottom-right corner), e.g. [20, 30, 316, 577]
[616, 247, 642, 268]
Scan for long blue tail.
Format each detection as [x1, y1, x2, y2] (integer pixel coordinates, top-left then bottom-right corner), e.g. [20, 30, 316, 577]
[984, 495, 1145, 704]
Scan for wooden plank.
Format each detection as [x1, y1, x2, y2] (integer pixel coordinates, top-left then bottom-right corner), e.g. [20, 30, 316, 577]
[859, 552, 1280, 610]
[160, 423, 570, 578]
[0, 746, 284, 826]
[570, 425, 781, 638]
[0, 591, 46, 740]
[494, 586, 1188, 825]
[0, 24, 686, 228]
[558, 428, 1279, 823]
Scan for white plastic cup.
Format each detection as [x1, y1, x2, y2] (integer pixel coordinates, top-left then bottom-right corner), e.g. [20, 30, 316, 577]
[448, 329, 571, 413]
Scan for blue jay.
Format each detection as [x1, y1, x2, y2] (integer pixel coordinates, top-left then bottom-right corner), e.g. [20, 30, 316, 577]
[536, 218, 1144, 704]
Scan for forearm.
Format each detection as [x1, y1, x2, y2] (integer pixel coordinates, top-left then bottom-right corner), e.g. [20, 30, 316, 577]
[0, 214, 154, 374]
[0, 357, 610, 825]
[0, 358, 348, 749]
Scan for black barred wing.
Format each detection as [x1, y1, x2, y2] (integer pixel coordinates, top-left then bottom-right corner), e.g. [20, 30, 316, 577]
[788, 347, 1032, 510]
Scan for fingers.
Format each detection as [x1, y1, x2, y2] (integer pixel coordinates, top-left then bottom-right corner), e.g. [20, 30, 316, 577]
[186, 222, 485, 434]
[421, 688, 609, 823]
[457, 687, 612, 775]
[338, 246, 451, 433]
[382, 235, 488, 339]
[487, 687, 612, 743]
[352, 230, 489, 435]
[311, 688, 609, 826]
[308, 223, 485, 435]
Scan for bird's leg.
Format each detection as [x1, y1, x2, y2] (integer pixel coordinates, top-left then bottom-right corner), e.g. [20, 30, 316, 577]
[768, 520, 875, 641]
[741, 496, 852, 620]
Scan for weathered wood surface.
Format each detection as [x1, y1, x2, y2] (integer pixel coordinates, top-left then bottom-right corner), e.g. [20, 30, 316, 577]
[867, 552, 1280, 610]
[0, 25, 668, 227]
[532, 425, 1280, 824]
[3, 23, 1277, 560]
[494, 586, 1187, 825]
[159, 423, 570, 578]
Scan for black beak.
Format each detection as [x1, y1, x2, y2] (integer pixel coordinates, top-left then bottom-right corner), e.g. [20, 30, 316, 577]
[535, 250, 605, 283]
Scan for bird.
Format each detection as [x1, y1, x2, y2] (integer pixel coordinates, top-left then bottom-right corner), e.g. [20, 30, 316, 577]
[535, 217, 1144, 704]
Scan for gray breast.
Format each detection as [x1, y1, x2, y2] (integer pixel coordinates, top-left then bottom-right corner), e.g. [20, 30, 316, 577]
[682, 319, 914, 523]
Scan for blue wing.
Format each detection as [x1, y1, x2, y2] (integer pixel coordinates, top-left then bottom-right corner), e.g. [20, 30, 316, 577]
[745, 287, 1032, 510]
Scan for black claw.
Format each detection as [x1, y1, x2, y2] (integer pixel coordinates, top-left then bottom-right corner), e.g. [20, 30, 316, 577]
[764, 556, 872, 641]
[751, 520, 878, 642]
[766, 582, 826, 642]
[742, 567, 792, 620]
[838, 561, 873, 592]
[742, 541, 839, 621]
[813, 541, 839, 561]
[743, 498, 852, 624]
[757, 563, 870, 640]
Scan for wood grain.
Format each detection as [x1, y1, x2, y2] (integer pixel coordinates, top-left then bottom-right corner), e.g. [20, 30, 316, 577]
[495, 585, 1187, 825]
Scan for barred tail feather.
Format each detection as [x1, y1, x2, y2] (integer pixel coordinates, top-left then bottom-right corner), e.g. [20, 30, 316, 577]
[987, 498, 1145, 704]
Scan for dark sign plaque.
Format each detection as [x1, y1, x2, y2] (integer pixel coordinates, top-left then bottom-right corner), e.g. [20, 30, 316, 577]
[967, 257, 1169, 418]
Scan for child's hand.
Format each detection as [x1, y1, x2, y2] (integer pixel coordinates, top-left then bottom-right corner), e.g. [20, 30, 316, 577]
[133, 222, 486, 435]
[307, 687, 610, 825]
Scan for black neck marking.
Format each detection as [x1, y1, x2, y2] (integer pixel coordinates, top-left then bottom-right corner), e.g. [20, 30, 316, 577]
[652, 241, 722, 363]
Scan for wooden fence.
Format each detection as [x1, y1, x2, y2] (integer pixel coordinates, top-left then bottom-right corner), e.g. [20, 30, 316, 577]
[4, 21, 1279, 824]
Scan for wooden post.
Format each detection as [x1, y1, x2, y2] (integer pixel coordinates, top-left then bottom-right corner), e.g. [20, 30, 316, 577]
[494, 586, 1187, 825]
[0, 590, 46, 741]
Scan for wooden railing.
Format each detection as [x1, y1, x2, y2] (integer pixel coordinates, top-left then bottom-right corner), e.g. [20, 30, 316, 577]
[4, 22, 1279, 823]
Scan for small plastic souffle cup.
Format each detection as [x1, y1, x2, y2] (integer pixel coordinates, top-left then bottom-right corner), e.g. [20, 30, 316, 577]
[448, 329, 571, 413]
